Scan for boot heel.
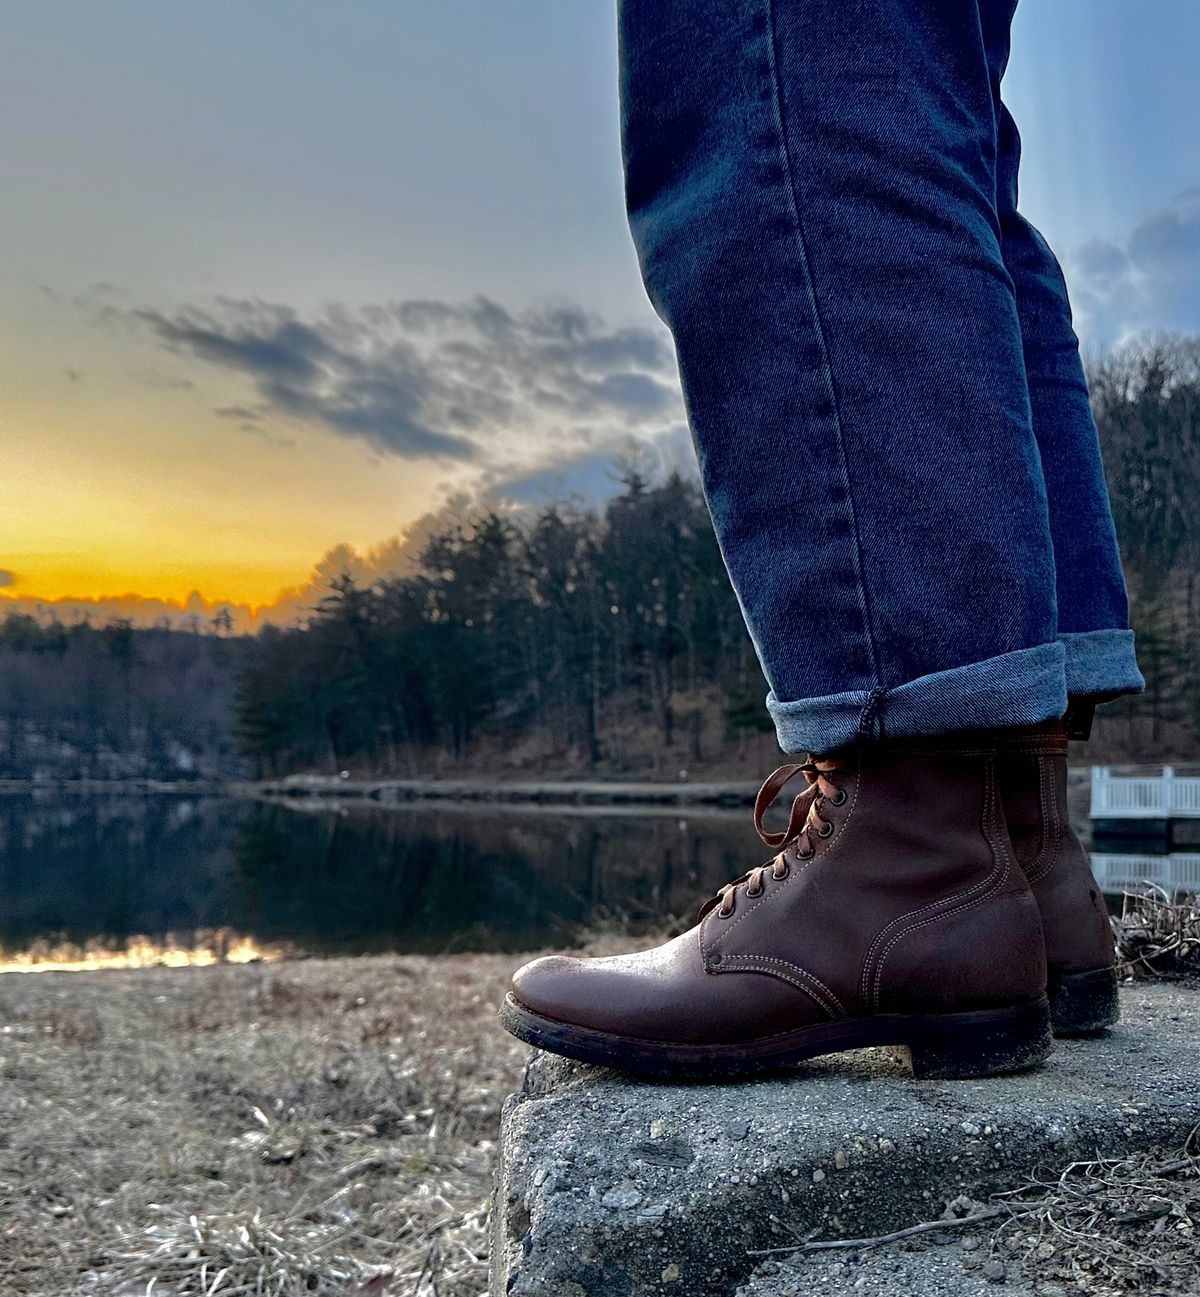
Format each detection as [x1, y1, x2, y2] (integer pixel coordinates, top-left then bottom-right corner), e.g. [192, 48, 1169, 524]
[1049, 967, 1120, 1035]
[894, 999, 1053, 1080]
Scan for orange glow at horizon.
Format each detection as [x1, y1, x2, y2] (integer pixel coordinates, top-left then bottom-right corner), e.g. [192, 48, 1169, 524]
[2, 358, 455, 612]
[1, 554, 309, 610]
[0, 931, 293, 974]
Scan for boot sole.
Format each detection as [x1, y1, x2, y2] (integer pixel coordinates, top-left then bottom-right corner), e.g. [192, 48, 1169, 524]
[500, 994, 1052, 1081]
[1048, 966, 1120, 1035]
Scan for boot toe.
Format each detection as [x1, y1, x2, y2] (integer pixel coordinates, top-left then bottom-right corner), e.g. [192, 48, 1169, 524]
[510, 954, 593, 1025]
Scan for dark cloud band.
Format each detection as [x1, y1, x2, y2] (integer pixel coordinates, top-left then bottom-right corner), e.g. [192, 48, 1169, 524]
[127, 294, 682, 464]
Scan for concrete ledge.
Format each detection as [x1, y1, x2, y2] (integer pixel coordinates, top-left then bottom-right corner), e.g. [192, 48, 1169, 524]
[491, 984, 1199, 1297]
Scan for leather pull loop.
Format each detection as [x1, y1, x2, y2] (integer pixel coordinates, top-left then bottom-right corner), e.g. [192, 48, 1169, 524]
[1064, 698, 1096, 741]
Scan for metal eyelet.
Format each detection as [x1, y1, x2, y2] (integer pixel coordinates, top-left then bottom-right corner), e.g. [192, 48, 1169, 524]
[718, 904, 734, 919]
[771, 864, 789, 881]
[828, 789, 847, 807]
[746, 884, 763, 899]
[798, 847, 815, 860]
[817, 821, 834, 839]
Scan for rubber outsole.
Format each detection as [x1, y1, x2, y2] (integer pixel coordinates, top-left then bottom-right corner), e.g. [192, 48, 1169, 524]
[1048, 965, 1120, 1036]
[499, 993, 1053, 1081]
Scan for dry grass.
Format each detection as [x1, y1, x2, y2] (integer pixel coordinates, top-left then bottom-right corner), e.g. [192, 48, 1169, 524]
[0, 953, 528, 1297]
[1114, 886, 1200, 980]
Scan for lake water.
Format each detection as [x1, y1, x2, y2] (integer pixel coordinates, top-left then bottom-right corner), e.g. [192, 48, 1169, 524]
[0, 791, 1190, 963]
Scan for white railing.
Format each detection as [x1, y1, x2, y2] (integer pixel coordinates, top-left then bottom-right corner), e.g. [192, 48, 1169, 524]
[1090, 766, 1200, 818]
[1090, 853, 1200, 893]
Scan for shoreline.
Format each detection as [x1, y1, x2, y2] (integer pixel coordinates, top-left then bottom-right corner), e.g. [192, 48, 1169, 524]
[0, 774, 762, 807]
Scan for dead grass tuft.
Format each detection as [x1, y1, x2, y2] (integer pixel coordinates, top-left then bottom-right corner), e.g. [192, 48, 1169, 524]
[985, 1138, 1200, 1295]
[1114, 886, 1200, 980]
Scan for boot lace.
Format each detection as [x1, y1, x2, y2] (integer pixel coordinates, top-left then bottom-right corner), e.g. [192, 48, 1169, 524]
[708, 759, 846, 920]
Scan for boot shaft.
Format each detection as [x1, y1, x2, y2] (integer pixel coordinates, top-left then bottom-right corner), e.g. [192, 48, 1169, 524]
[703, 734, 1047, 1016]
[994, 726, 1116, 978]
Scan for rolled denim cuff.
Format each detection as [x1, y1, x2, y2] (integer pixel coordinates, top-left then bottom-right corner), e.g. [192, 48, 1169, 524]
[1059, 628, 1145, 698]
[766, 641, 1067, 754]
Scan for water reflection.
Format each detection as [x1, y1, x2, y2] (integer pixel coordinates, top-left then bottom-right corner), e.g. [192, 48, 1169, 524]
[0, 793, 757, 958]
[1, 791, 1195, 963]
[1090, 852, 1200, 895]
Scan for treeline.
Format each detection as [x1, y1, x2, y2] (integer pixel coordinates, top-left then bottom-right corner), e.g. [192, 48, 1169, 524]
[0, 617, 245, 781]
[2, 335, 1198, 780]
[237, 470, 772, 777]
[232, 336, 1200, 773]
[1090, 336, 1200, 756]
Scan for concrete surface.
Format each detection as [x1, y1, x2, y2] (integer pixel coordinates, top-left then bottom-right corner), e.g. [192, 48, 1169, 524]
[491, 983, 1200, 1297]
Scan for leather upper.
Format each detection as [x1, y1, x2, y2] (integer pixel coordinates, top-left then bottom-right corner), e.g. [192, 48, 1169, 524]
[996, 726, 1116, 977]
[510, 728, 1050, 1045]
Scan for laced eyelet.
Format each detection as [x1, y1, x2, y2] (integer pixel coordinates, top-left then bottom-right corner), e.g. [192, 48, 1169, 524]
[771, 863, 789, 881]
[718, 903, 734, 918]
[798, 846, 815, 860]
[746, 884, 763, 898]
[828, 789, 847, 807]
[817, 821, 834, 839]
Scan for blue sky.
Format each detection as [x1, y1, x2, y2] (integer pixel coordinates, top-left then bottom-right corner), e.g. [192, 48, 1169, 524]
[2, 1, 1198, 613]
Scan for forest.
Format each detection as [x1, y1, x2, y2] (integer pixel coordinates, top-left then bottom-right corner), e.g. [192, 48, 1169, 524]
[2, 335, 1199, 781]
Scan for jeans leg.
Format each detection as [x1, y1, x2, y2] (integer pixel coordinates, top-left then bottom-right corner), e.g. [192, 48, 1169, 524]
[979, 0, 1144, 700]
[619, 0, 1064, 752]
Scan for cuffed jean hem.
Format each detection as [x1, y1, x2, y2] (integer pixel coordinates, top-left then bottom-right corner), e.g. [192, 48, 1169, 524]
[766, 642, 1067, 754]
[1060, 628, 1145, 698]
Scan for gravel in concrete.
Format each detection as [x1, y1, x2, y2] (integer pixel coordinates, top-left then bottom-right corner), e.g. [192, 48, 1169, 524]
[491, 984, 1199, 1297]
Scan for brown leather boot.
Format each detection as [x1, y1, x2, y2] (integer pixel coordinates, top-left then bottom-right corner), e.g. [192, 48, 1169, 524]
[501, 729, 1052, 1080]
[996, 721, 1119, 1035]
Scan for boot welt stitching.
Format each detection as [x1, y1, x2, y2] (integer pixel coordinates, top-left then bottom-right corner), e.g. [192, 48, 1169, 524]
[703, 751, 863, 954]
[860, 764, 1006, 1005]
[869, 772, 1013, 1009]
[713, 954, 846, 1019]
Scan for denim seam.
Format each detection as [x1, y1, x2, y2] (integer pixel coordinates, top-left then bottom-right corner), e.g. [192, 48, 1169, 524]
[1058, 628, 1144, 697]
[761, 0, 882, 714]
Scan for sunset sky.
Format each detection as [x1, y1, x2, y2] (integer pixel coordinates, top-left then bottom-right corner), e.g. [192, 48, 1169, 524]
[4, 1, 1199, 622]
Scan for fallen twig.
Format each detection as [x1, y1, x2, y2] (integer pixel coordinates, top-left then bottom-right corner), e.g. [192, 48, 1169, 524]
[748, 1154, 1195, 1258]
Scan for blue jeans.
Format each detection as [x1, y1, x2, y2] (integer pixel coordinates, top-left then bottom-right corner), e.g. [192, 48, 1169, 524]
[618, 0, 1144, 753]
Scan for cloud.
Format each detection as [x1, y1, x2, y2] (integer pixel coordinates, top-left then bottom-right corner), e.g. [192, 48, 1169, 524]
[0, 570, 16, 589]
[483, 423, 697, 507]
[130, 367, 195, 391]
[117, 294, 683, 467]
[1069, 187, 1200, 343]
[213, 404, 264, 422]
[0, 503, 472, 632]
